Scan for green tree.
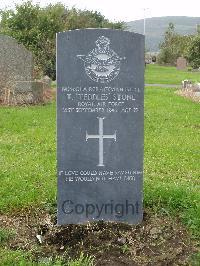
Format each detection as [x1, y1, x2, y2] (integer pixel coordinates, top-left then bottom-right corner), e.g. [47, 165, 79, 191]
[0, 2, 65, 79]
[197, 25, 200, 35]
[187, 35, 200, 69]
[158, 23, 191, 65]
[0, 1, 124, 79]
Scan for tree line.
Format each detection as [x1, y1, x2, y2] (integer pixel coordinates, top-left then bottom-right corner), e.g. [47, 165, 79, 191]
[1, 2, 198, 78]
[158, 22, 200, 68]
[0, 1, 124, 80]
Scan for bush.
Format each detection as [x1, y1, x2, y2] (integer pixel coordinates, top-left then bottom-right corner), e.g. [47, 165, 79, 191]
[187, 35, 200, 69]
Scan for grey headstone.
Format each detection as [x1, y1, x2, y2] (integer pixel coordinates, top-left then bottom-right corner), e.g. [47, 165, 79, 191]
[42, 75, 52, 87]
[12, 81, 44, 104]
[14, 81, 33, 93]
[0, 35, 33, 91]
[177, 57, 187, 70]
[0, 35, 34, 104]
[32, 81, 44, 102]
[57, 29, 144, 225]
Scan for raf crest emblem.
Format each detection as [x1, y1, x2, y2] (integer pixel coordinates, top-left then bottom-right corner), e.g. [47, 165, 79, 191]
[77, 36, 125, 83]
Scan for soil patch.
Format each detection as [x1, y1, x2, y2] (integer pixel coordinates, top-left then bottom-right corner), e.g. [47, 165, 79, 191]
[176, 89, 200, 103]
[0, 209, 198, 265]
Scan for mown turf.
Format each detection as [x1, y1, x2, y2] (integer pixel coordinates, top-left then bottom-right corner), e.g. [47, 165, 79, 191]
[0, 88, 199, 239]
[0, 248, 34, 266]
[144, 87, 200, 237]
[0, 103, 56, 211]
[145, 64, 200, 84]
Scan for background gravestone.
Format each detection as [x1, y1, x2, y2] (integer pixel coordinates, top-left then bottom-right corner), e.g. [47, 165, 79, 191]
[42, 75, 52, 87]
[57, 29, 144, 225]
[0, 35, 44, 104]
[176, 57, 187, 70]
[0, 35, 33, 91]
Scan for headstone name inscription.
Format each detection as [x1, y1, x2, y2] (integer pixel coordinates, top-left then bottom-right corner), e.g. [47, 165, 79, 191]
[57, 29, 144, 225]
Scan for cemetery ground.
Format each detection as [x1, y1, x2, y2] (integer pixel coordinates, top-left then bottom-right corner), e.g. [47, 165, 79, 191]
[0, 65, 200, 265]
[145, 64, 200, 85]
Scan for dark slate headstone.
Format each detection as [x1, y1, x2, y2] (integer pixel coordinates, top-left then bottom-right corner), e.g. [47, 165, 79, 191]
[57, 29, 144, 225]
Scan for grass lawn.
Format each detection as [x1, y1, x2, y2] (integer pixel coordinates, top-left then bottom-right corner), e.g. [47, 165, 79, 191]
[0, 103, 56, 212]
[145, 64, 200, 85]
[0, 88, 199, 231]
[144, 87, 200, 236]
[0, 72, 199, 264]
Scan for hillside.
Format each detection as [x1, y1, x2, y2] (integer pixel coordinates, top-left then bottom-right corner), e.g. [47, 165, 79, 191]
[126, 16, 200, 51]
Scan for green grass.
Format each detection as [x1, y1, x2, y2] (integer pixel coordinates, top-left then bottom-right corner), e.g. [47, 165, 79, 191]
[0, 248, 34, 266]
[145, 64, 200, 84]
[0, 248, 94, 266]
[51, 81, 56, 89]
[144, 87, 200, 236]
[0, 103, 56, 211]
[0, 229, 15, 244]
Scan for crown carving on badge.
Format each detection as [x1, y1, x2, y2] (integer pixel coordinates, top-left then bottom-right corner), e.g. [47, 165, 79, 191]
[95, 36, 110, 50]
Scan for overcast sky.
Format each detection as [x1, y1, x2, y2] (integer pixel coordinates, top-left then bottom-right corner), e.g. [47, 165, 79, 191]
[0, 0, 200, 22]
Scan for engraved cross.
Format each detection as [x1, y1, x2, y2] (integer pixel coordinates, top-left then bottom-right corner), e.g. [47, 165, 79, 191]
[86, 117, 117, 167]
